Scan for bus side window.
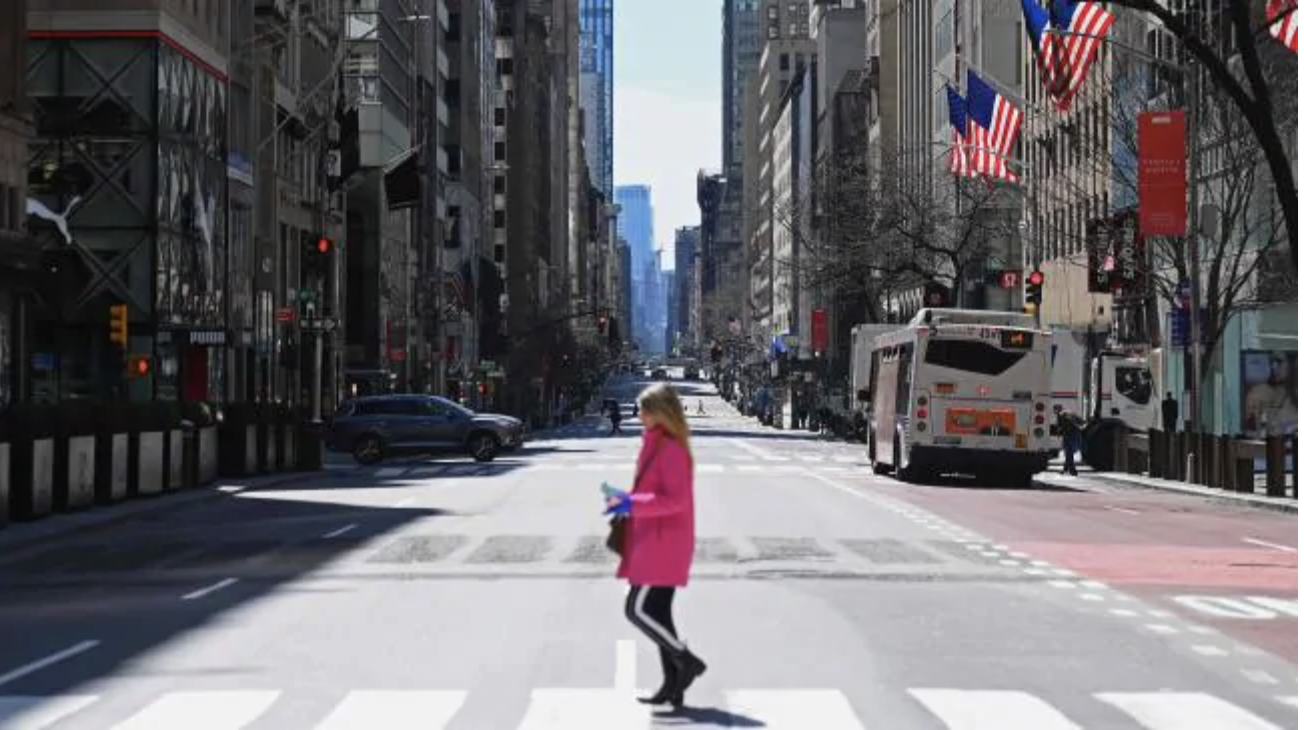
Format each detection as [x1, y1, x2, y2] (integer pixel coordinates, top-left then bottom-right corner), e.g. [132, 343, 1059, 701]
[864, 352, 881, 404]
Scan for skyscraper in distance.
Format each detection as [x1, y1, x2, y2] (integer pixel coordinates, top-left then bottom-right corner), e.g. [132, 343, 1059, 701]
[614, 185, 656, 351]
[579, 0, 614, 197]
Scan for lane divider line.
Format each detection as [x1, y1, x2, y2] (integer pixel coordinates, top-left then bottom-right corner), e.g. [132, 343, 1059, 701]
[1243, 537, 1296, 552]
[181, 577, 238, 601]
[323, 524, 357, 539]
[0, 641, 100, 688]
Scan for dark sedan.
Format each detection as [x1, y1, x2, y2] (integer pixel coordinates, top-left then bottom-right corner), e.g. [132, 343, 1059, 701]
[326, 394, 524, 465]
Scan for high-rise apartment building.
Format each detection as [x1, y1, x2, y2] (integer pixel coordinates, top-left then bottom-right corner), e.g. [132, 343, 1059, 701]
[579, 0, 614, 197]
[745, 0, 811, 337]
[723, 0, 762, 184]
[614, 184, 655, 350]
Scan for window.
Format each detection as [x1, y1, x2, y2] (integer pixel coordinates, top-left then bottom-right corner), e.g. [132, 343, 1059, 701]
[446, 12, 461, 41]
[894, 344, 915, 416]
[1115, 367, 1153, 406]
[494, 210, 506, 228]
[496, 57, 514, 76]
[493, 175, 506, 194]
[768, 5, 779, 19]
[494, 141, 506, 161]
[768, 24, 779, 38]
[779, 53, 789, 71]
[494, 107, 506, 126]
[924, 339, 1028, 376]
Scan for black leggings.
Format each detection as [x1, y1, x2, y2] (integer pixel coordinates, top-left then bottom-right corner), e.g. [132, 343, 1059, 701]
[624, 585, 686, 681]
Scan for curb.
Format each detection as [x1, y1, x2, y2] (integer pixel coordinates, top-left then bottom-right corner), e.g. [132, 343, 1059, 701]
[1076, 472, 1298, 515]
[0, 470, 325, 555]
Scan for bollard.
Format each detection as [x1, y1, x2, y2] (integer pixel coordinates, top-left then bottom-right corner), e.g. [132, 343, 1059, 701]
[1265, 435, 1286, 498]
[1233, 443, 1255, 493]
[180, 420, 198, 489]
[1216, 435, 1232, 490]
[1149, 429, 1164, 479]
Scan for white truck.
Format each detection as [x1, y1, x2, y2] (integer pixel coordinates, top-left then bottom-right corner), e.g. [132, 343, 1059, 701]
[1050, 328, 1160, 470]
[849, 323, 900, 441]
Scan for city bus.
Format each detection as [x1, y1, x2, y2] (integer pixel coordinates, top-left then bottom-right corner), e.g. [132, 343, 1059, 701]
[866, 308, 1054, 486]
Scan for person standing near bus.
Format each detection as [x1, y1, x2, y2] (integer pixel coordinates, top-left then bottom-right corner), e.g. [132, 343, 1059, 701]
[1057, 408, 1084, 476]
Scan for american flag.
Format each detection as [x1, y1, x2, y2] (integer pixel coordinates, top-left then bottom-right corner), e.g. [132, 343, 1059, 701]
[1019, 0, 1072, 110]
[1268, 0, 1299, 52]
[946, 84, 978, 177]
[1048, 0, 1116, 106]
[966, 70, 1023, 184]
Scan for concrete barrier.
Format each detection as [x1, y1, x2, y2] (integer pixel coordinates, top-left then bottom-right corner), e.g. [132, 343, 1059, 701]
[66, 435, 95, 509]
[138, 431, 164, 495]
[168, 430, 184, 488]
[30, 438, 54, 517]
[109, 433, 129, 501]
[199, 427, 218, 483]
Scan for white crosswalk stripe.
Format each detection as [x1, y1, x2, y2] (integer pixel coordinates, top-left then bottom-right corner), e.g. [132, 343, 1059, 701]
[110, 690, 280, 729]
[1, 687, 1287, 729]
[1096, 692, 1284, 730]
[314, 690, 467, 729]
[908, 689, 1084, 730]
[0, 695, 99, 730]
[726, 689, 864, 729]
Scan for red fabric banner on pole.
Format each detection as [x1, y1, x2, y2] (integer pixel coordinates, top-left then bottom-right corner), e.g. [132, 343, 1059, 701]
[1137, 111, 1188, 237]
[811, 308, 828, 354]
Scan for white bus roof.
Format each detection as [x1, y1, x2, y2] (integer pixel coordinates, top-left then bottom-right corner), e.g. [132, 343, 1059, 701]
[907, 308, 1037, 328]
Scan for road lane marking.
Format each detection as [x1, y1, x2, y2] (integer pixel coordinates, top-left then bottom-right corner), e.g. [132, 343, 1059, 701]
[1143, 623, 1179, 634]
[1104, 505, 1140, 515]
[392, 497, 416, 508]
[0, 642, 100, 689]
[111, 690, 280, 729]
[1243, 537, 1296, 552]
[517, 690, 651, 728]
[1240, 669, 1280, 685]
[1097, 692, 1281, 730]
[613, 640, 636, 691]
[1172, 595, 1295, 620]
[1191, 644, 1229, 656]
[180, 578, 238, 601]
[0, 695, 99, 728]
[727, 690, 863, 730]
[729, 438, 788, 461]
[323, 524, 356, 539]
[909, 689, 1081, 730]
[315, 690, 467, 729]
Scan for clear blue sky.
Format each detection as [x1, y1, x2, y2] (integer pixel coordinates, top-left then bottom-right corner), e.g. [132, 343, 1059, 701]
[613, 0, 722, 270]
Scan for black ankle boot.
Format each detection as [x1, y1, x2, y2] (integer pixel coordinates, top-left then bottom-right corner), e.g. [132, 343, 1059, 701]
[670, 650, 707, 697]
[637, 685, 677, 705]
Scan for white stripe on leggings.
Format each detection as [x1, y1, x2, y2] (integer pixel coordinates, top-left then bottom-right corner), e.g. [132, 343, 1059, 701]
[632, 586, 686, 652]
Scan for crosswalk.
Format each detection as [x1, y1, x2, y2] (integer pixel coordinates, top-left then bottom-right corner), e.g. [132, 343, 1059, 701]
[0, 687, 1293, 729]
[327, 453, 869, 480]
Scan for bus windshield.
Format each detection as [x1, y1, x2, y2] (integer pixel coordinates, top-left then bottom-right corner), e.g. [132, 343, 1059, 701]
[923, 338, 1029, 376]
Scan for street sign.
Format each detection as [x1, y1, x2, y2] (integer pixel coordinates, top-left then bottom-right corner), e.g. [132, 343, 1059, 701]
[275, 307, 294, 323]
[301, 318, 338, 332]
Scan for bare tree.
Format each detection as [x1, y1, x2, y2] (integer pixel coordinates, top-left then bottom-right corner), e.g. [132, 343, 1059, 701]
[1097, 0, 1298, 264]
[769, 149, 1019, 320]
[698, 247, 749, 345]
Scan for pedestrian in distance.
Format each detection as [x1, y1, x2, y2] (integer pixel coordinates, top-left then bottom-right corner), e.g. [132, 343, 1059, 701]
[1056, 407, 1085, 476]
[1162, 391, 1179, 433]
[604, 382, 707, 708]
[607, 399, 622, 435]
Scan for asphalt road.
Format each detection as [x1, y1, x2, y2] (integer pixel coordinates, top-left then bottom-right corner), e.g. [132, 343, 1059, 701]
[0, 377, 1296, 729]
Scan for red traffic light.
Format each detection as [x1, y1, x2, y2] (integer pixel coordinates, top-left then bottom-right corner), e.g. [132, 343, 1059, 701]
[316, 237, 331, 254]
[127, 356, 151, 377]
[1027, 271, 1044, 287]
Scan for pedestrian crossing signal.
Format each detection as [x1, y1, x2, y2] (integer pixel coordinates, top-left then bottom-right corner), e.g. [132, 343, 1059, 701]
[126, 355, 151, 377]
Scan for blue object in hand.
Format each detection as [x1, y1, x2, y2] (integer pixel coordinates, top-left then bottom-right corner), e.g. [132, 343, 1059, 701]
[604, 493, 632, 516]
[601, 481, 626, 499]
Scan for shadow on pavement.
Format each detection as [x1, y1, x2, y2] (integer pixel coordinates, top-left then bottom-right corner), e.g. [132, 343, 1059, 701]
[0, 487, 435, 698]
[898, 473, 1087, 493]
[654, 705, 766, 726]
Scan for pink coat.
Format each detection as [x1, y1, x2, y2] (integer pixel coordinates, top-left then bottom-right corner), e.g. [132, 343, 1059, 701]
[616, 426, 696, 587]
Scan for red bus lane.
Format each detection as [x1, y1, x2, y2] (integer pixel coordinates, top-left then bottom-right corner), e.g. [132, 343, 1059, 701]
[882, 482, 1298, 661]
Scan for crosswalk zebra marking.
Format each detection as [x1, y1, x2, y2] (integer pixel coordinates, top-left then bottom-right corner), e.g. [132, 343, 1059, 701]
[110, 690, 280, 729]
[0, 695, 98, 730]
[314, 690, 467, 729]
[1096, 691, 1284, 730]
[908, 689, 1083, 730]
[516, 690, 650, 729]
[725, 689, 863, 729]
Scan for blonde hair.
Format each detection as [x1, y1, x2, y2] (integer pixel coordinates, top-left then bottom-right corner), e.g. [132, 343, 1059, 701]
[638, 383, 691, 449]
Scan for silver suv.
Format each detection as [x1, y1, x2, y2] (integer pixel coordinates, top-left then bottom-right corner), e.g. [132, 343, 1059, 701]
[326, 394, 524, 465]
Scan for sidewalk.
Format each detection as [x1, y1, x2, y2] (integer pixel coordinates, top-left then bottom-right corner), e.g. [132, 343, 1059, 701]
[0, 470, 321, 554]
[1042, 467, 1297, 514]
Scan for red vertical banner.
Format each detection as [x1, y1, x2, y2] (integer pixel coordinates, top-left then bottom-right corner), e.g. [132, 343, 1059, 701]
[1137, 111, 1188, 237]
[811, 308, 828, 354]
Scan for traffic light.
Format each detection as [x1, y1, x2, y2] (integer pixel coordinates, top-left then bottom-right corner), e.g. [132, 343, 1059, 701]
[126, 355, 151, 378]
[1024, 270, 1044, 312]
[108, 303, 129, 347]
[303, 235, 333, 274]
[316, 236, 332, 254]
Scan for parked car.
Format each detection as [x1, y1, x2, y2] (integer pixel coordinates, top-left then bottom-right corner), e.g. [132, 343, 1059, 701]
[326, 394, 524, 465]
[651, 368, 668, 380]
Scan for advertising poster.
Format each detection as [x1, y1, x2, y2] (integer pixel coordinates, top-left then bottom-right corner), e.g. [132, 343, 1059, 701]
[1241, 350, 1297, 437]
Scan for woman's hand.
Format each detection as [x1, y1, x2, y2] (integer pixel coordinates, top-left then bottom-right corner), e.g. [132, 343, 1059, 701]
[604, 494, 632, 516]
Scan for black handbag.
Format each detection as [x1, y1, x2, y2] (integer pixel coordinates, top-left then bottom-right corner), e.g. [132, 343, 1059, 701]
[605, 439, 664, 557]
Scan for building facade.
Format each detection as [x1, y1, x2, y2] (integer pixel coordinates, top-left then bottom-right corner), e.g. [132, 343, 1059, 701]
[579, 0, 613, 198]
[0, 0, 33, 406]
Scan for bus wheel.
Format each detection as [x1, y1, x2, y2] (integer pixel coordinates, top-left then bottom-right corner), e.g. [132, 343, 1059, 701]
[893, 437, 918, 483]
